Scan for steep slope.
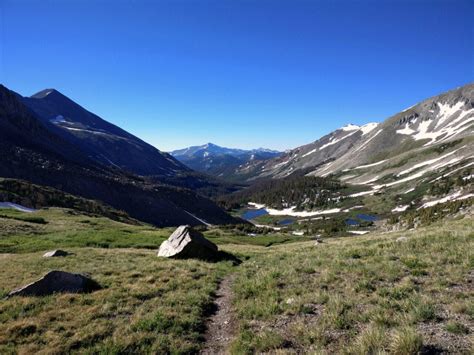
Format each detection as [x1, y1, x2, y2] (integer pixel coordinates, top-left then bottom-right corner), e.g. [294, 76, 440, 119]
[22, 89, 188, 176]
[223, 83, 473, 229]
[234, 83, 473, 183]
[233, 123, 378, 181]
[171, 143, 281, 180]
[0, 85, 240, 227]
[22, 90, 240, 196]
[312, 83, 474, 177]
[0, 178, 137, 224]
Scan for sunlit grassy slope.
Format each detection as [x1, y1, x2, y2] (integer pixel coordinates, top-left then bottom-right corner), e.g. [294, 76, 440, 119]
[0, 207, 472, 353]
[229, 218, 473, 353]
[0, 208, 307, 253]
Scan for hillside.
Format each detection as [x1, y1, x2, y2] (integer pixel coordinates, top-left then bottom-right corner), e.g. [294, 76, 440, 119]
[22, 89, 188, 176]
[20, 89, 240, 197]
[0, 178, 136, 224]
[171, 143, 281, 180]
[0, 206, 471, 353]
[0, 85, 240, 227]
[217, 84, 473, 234]
[233, 83, 473, 183]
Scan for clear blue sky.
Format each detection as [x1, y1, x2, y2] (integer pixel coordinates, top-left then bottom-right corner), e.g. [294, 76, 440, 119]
[1, 0, 473, 151]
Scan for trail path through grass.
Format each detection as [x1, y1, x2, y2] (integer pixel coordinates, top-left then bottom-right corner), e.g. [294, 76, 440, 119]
[201, 274, 237, 354]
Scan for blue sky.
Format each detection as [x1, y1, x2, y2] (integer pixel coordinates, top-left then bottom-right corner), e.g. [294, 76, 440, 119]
[1, 0, 473, 151]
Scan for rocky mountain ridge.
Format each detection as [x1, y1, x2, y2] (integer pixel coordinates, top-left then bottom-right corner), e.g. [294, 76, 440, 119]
[0, 84, 241, 227]
[171, 143, 281, 180]
[233, 83, 474, 184]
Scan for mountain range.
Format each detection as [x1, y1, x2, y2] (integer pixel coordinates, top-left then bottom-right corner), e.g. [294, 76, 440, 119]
[0, 82, 472, 227]
[21, 88, 189, 177]
[0, 85, 240, 226]
[215, 83, 473, 219]
[170, 143, 281, 180]
[231, 83, 474, 184]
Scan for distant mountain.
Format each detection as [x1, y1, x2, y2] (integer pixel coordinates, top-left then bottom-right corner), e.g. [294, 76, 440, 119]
[233, 83, 474, 183]
[22, 89, 188, 176]
[0, 84, 241, 227]
[171, 143, 281, 180]
[224, 83, 473, 217]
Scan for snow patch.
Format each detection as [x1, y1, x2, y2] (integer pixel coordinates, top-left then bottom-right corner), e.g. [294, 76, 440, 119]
[396, 101, 474, 146]
[248, 202, 265, 209]
[355, 176, 380, 185]
[254, 224, 281, 231]
[50, 115, 66, 124]
[392, 205, 409, 212]
[348, 230, 370, 235]
[341, 124, 360, 131]
[353, 159, 388, 170]
[320, 130, 358, 150]
[352, 129, 382, 153]
[254, 205, 345, 217]
[302, 148, 318, 158]
[396, 124, 417, 135]
[348, 190, 376, 197]
[0, 202, 36, 213]
[396, 149, 460, 177]
[420, 191, 474, 209]
[273, 160, 290, 168]
[183, 210, 212, 226]
[360, 122, 378, 135]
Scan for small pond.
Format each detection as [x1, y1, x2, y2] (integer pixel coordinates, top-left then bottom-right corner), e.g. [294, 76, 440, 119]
[278, 218, 295, 226]
[345, 214, 378, 226]
[356, 214, 378, 222]
[345, 218, 360, 226]
[241, 208, 269, 220]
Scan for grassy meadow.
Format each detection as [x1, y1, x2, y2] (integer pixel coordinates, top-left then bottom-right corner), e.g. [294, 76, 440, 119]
[0, 207, 472, 353]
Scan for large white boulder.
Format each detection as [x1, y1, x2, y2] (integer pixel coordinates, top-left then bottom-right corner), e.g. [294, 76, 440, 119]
[158, 225, 218, 260]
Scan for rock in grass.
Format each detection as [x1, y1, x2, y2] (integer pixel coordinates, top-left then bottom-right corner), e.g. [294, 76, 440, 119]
[158, 225, 218, 260]
[396, 236, 408, 242]
[43, 250, 69, 257]
[8, 270, 101, 297]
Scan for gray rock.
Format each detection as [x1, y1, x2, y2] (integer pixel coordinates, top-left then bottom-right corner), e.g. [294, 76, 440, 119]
[43, 250, 69, 258]
[158, 225, 218, 260]
[396, 236, 408, 242]
[8, 270, 101, 297]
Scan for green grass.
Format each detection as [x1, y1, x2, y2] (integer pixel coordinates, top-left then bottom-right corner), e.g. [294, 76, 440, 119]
[0, 248, 234, 353]
[0, 208, 172, 253]
[0, 207, 472, 353]
[0, 213, 47, 224]
[229, 218, 473, 353]
[0, 208, 309, 253]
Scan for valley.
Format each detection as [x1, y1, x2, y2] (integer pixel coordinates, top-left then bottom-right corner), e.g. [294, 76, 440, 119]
[0, 82, 472, 354]
[2, 1, 473, 353]
[0, 207, 471, 353]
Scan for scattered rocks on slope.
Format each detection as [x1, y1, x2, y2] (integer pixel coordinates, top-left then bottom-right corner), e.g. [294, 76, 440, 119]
[157, 225, 218, 260]
[8, 270, 101, 297]
[43, 250, 69, 257]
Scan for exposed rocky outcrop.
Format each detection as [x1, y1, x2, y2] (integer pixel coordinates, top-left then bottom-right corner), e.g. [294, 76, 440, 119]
[232, 83, 474, 181]
[43, 250, 69, 257]
[8, 270, 101, 297]
[158, 225, 218, 260]
[0, 84, 241, 227]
